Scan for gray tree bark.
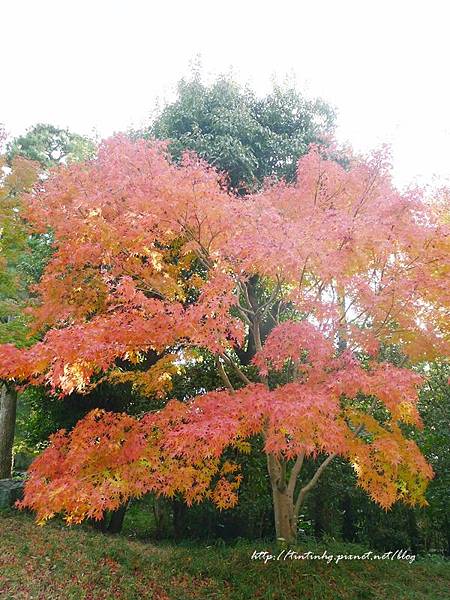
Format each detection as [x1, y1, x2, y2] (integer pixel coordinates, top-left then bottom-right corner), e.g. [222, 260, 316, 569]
[0, 384, 17, 479]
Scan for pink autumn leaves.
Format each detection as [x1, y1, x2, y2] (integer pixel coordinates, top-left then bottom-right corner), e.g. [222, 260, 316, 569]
[3, 134, 446, 521]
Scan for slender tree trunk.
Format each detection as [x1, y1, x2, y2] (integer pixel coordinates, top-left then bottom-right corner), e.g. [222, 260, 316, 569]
[267, 454, 296, 543]
[341, 493, 357, 542]
[271, 484, 296, 543]
[0, 384, 17, 479]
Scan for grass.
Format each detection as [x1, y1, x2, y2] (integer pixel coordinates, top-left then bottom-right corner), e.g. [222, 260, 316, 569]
[1, 508, 449, 600]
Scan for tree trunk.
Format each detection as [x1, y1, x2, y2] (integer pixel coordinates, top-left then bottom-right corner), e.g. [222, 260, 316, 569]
[267, 455, 296, 543]
[341, 493, 357, 542]
[153, 495, 170, 538]
[91, 516, 108, 532]
[108, 503, 128, 534]
[91, 503, 128, 534]
[0, 384, 17, 479]
[272, 485, 296, 543]
[172, 498, 187, 540]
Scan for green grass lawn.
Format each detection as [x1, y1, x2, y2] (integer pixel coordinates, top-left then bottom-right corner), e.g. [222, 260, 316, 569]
[1, 508, 449, 600]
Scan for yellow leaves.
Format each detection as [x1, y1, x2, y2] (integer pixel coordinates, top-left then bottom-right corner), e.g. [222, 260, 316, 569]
[188, 273, 207, 289]
[149, 250, 164, 272]
[220, 460, 240, 475]
[397, 401, 418, 425]
[59, 361, 93, 394]
[108, 354, 180, 397]
[345, 409, 433, 511]
[122, 238, 199, 302]
[124, 350, 144, 365]
[345, 408, 383, 436]
[37, 514, 53, 526]
[351, 459, 362, 476]
[232, 439, 252, 454]
[88, 208, 102, 218]
[139, 247, 166, 272]
[211, 473, 241, 510]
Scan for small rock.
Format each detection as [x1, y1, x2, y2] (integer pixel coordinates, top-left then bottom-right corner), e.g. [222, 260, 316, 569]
[13, 451, 35, 471]
[0, 478, 24, 508]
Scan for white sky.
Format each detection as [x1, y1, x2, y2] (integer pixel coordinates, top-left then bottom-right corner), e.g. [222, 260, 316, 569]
[1, 0, 449, 187]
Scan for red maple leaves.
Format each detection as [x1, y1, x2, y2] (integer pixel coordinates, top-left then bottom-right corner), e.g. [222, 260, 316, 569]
[2, 135, 448, 524]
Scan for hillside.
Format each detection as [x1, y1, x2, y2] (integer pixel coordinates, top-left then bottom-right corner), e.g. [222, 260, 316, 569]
[1, 510, 448, 600]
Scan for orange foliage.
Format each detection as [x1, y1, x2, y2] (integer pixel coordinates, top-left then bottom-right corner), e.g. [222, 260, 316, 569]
[1, 136, 448, 522]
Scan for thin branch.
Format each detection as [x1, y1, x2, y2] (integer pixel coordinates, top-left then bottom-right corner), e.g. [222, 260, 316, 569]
[234, 304, 252, 327]
[298, 256, 309, 290]
[220, 353, 252, 385]
[215, 357, 234, 391]
[235, 297, 254, 315]
[292, 390, 381, 519]
[240, 280, 252, 309]
[287, 451, 305, 497]
[294, 453, 336, 518]
[259, 277, 283, 319]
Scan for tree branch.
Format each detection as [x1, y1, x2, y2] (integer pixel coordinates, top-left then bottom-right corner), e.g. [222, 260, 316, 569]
[220, 353, 252, 385]
[258, 276, 282, 319]
[294, 453, 336, 518]
[287, 451, 305, 497]
[215, 357, 234, 391]
[292, 397, 380, 516]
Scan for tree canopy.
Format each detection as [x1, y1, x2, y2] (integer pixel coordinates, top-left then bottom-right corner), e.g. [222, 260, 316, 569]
[0, 135, 448, 542]
[148, 76, 335, 192]
[7, 123, 95, 169]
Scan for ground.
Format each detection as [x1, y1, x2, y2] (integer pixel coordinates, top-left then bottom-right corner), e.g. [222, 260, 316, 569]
[0, 509, 449, 600]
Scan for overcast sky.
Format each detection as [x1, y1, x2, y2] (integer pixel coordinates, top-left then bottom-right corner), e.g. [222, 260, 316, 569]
[1, 0, 449, 186]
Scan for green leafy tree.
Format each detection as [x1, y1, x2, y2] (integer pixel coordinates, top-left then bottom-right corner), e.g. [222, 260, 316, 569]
[414, 363, 450, 554]
[147, 74, 335, 193]
[7, 123, 95, 169]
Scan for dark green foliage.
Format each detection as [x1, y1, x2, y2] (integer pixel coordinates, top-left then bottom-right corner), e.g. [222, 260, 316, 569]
[7, 123, 95, 169]
[414, 363, 450, 554]
[15, 380, 148, 451]
[146, 74, 335, 192]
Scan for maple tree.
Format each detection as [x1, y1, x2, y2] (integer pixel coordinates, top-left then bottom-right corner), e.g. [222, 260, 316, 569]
[0, 135, 448, 542]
